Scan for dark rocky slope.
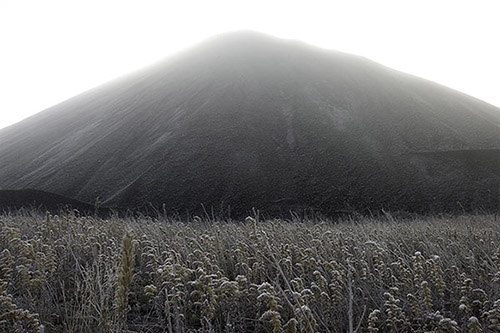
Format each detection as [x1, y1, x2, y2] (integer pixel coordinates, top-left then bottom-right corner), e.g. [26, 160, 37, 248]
[0, 31, 499, 215]
[0, 189, 110, 215]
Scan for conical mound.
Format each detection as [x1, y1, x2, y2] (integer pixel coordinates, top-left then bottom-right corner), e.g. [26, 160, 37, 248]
[1, 31, 499, 215]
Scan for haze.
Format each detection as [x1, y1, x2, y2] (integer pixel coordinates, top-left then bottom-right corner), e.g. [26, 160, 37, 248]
[1, 0, 499, 130]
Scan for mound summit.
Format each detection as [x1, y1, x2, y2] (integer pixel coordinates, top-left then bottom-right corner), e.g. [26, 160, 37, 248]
[1, 31, 499, 215]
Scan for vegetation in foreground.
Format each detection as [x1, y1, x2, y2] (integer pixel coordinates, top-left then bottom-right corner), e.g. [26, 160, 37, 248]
[1, 211, 500, 332]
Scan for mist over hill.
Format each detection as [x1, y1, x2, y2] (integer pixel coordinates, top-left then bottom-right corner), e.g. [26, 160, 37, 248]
[0, 31, 499, 216]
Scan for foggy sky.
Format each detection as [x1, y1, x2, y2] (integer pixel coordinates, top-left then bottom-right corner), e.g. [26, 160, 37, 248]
[1, 0, 499, 130]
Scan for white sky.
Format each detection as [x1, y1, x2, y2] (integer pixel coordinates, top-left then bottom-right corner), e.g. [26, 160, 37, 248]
[1, 0, 499, 130]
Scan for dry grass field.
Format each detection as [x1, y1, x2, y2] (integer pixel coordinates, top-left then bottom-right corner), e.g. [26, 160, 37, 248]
[1, 211, 500, 332]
